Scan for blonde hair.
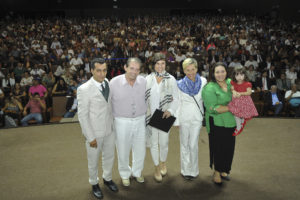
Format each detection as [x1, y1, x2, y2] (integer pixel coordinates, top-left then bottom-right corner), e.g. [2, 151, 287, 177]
[182, 58, 198, 71]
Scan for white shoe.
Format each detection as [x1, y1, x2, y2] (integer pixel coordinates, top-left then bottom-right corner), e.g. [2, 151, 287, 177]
[122, 178, 130, 187]
[135, 176, 145, 183]
[160, 163, 167, 176]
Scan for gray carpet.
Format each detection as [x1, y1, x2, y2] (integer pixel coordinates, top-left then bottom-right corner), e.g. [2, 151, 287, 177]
[0, 118, 299, 200]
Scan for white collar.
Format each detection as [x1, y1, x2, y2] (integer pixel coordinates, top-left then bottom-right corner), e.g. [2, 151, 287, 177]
[92, 77, 105, 89]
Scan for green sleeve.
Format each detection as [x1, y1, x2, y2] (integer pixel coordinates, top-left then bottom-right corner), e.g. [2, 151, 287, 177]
[202, 84, 220, 114]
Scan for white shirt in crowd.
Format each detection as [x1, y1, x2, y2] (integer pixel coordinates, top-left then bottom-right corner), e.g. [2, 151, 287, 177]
[30, 68, 45, 77]
[285, 70, 297, 84]
[145, 50, 153, 58]
[50, 41, 62, 49]
[229, 61, 242, 68]
[285, 90, 300, 99]
[175, 54, 186, 63]
[262, 77, 268, 91]
[20, 76, 33, 87]
[2, 78, 15, 88]
[244, 60, 259, 69]
[0, 71, 5, 78]
[70, 57, 83, 66]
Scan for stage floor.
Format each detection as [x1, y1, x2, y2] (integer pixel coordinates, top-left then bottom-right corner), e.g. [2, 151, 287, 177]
[0, 118, 300, 200]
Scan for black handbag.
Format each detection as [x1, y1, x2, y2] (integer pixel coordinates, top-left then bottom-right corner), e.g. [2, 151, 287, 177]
[192, 96, 206, 127]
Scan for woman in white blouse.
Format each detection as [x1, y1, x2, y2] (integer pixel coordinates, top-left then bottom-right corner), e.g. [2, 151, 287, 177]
[286, 66, 297, 84]
[2, 72, 15, 90]
[145, 53, 178, 182]
[175, 58, 207, 180]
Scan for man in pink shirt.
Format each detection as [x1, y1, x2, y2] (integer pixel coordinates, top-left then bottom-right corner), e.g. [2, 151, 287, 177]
[21, 93, 46, 126]
[28, 78, 48, 99]
[110, 57, 147, 187]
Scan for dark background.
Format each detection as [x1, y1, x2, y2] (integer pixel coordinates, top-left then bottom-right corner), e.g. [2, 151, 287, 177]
[0, 0, 299, 20]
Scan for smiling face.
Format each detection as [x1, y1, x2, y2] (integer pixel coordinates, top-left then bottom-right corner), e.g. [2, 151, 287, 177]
[154, 60, 166, 74]
[91, 63, 107, 83]
[214, 65, 227, 82]
[184, 64, 197, 82]
[124, 61, 140, 81]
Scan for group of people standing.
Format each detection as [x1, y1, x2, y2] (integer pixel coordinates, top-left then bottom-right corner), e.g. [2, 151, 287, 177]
[77, 53, 258, 199]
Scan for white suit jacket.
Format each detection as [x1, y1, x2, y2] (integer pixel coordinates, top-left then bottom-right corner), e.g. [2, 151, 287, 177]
[77, 78, 113, 142]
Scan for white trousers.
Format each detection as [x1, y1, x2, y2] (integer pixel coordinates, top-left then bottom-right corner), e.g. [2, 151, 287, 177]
[150, 127, 169, 166]
[114, 115, 146, 179]
[85, 133, 115, 185]
[179, 122, 202, 177]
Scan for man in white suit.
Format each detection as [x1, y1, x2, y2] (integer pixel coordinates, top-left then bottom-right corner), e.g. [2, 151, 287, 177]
[77, 58, 118, 199]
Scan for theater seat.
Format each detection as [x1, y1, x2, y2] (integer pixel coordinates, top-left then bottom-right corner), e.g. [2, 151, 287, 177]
[251, 91, 264, 116]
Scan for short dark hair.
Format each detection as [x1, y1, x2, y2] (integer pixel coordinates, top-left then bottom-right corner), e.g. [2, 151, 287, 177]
[209, 62, 228, 82]
[152, 53, 166, 66]
[231, 66, 249, 82]
[90, 58, 106, 70]
[33, 92, 40, 97]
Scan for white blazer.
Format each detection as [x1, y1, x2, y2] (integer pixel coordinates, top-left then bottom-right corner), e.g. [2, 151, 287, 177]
[174, 77, 207, 125]
[77, 78, 113, 142]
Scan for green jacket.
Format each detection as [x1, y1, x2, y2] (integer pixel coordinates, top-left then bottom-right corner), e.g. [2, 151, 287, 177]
[202, 78, 236, 133]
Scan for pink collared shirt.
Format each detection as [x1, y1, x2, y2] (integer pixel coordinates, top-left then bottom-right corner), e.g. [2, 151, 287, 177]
[29, 84, 47, 97]
[110, 74, 147, 118]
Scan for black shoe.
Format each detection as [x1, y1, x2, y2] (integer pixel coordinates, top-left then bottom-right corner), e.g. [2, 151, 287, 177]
[92, 184, 103, 199]
[103, 179, 119, 192]
[220, 174, 230, 181]
[182, 174, 193, 181]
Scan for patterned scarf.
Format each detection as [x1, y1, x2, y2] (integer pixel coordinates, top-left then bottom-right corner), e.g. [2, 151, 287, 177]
[177, 73, 202, 96]
[145, 72, 173, 124]
[155, 71, 167, 77]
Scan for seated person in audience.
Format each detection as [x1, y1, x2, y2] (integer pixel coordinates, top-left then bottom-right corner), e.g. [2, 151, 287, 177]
[21, 92, 46, 126]
[267, 65, 278, 85]
[255, 70, 271, 100]
[2, 72, 15, 93]
[67, 78, 79, 95]
[245, 55, 259, 69]
[52, 78, 68, 96]
[42, 71, 56, 88]
[76, 69, 88, 85]
[64, 89, 78, 118]
[29, 77, 48, 99]
[30, 63, 45, 78]
[264, 85, 284, 116]
[12, 83, 26, 106]
[1, 94, 23, 125]
[0, 88, 4, 107]
[277, 73, 291, 96]
[228, 57, 242, 68]
[255, 70, 271, 91]
[13, 62, 26, 83]
[286, 66, 297, 84]
[246, 65, 258, 88]
[20, 71, 33, 89]
[61, 68, 73, 85]
[285, 84, 300, 117]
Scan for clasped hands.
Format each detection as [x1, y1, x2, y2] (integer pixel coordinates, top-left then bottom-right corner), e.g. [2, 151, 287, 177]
[232, 91, 241, 98]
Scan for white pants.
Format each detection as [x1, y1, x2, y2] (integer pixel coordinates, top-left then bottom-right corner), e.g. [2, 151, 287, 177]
[179, 122, 202, 177]
[114, 115, 146, 179]
[85, 133, 115, 185]
[150, 127, 169, 166]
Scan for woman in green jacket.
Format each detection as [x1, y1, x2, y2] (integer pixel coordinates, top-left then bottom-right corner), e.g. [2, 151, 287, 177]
[202, 62, 236, 185]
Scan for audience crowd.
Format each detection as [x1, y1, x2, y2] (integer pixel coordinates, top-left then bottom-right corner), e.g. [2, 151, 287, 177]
[1, 13, 300, 127]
